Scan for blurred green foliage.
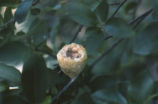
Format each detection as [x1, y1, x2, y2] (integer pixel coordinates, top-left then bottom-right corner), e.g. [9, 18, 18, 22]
[0, 0, 157, 104]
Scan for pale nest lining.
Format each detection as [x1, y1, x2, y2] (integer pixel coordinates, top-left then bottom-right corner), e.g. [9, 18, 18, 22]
[57, 43, 87, 78]
[58, 43, 85, 61]
[66, 48, 81, 59]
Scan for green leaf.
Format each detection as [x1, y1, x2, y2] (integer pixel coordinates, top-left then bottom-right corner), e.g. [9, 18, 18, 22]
[31, 8, 41, 15]
[89, 75, 118, 92]
[0, 41, 30, 65]
[0, 80, 9, 92]
[46, 69, 69, 89]
[152, 0, 158, 21]
[64, 1, 97, 26]
[124, 1, 137, 14]
[3, 95, 29, 104]
[0, 63, 21, 86]
[133, 22, 158, 55]
[127, 70, 154, 103]
[42, 96, 52, 104]
[4, 7, 13, 23]
[0, 0, 21, 6]
[22, 53, 47, 103]
[27, 19, 48, 46]
[14, 0, 34, 23]
[71, 93, 94, 104]
[0, 15, 3, 25]
[52, 18, 78, 44]
[83, 28, 105, 56]
[79, 0, 101, 11]
[92, 52, 120, 76]
[92, 42, 124, 76]
[104, 18, 134, 38]
[81, 28, 105, 65]
[94, 0, 109, 24]
[91, 88, 127, 104]
[71, 86, 95, 104]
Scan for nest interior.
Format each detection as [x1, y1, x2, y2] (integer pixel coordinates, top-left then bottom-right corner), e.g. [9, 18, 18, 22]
[66, 48, 81, 59]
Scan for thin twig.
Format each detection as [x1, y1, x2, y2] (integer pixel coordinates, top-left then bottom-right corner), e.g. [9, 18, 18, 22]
[104, 8, 152, 40]
[69, 25, 83, 43]
[132, 9, 153, 29]
[51, 75, 78, 103]
[89, 8, 153, 69]
[32, 0, 40, 6]
[103, 0, 127, 41]
[128, 8, 153, 25]
[50, 6, 153, 104]
[90, 39, 123, 68]
[50, 25, 84, 102]
[104, 35, 113, 40]
[109, 0, 127, 19]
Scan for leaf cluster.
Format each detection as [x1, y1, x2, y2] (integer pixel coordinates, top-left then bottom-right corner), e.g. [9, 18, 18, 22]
[0, 0, 157, 104]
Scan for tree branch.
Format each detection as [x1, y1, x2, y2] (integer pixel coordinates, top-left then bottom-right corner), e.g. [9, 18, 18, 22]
[89, 8, 153, 70]
[90, 39, 123, 68]
[50, 6, 153, 104]
[128, 8, 153, 26]
[104, 35, 113, 40]
[53, 17, 123, 102]
[132, 9, 153, 29]
[109, 0, 127, 19]
[32, 0, 40, 6]
[51, 75, 78, 103]
[69, 25, 83, 43]
[103, 8, 152, 41]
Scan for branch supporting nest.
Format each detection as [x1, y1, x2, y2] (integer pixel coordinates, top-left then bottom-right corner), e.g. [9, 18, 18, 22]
[51, 75, 78, 103]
